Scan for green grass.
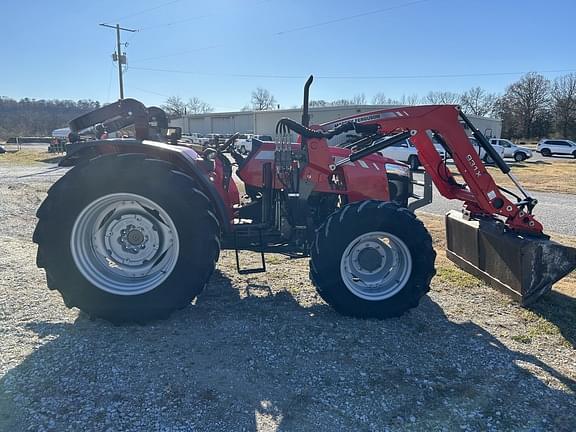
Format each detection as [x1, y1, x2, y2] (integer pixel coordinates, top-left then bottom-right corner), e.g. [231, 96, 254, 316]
[511, 334, 532, 344]
[434, 266, 482, 289]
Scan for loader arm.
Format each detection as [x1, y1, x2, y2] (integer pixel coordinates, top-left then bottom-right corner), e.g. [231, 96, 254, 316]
[320, 104, 543, 235]
[316, 104, 576, 305]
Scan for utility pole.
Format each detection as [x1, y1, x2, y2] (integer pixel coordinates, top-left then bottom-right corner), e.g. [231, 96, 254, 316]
[99, 23, 137, 99]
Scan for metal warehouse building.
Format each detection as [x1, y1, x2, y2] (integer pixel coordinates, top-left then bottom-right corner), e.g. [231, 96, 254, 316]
[171, 105, 502, 138]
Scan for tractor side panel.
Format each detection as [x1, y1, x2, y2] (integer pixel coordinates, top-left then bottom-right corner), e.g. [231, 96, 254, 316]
[238, 142, 390, 202]
[334, 152, 390, 202]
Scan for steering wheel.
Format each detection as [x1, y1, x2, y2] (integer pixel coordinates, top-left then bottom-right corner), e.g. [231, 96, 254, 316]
[218, 132, 240, 153]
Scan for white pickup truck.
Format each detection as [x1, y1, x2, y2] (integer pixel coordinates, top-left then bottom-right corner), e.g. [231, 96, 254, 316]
[489, 138, 533, 161]
[379, 138, 447, 171]
[181, 133, 210, 147]
[234, 134, 274, 154]
[468, 137, 505, 163]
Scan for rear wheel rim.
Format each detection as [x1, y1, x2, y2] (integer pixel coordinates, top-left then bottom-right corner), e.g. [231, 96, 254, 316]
[70, 193, 180, 296]
[340, 231, 412, 301]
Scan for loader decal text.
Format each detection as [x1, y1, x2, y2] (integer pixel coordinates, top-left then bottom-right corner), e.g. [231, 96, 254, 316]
[466, 154, 482, 177]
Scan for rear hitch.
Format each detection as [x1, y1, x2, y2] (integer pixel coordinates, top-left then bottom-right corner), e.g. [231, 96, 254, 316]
[445, 210, 576, 305]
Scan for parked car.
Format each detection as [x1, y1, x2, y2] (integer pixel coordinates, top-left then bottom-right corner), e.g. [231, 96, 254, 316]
[468, 137, 505, 163]
[234, 134, 274, 154]
[489, 138, 533, 161]
[537, 139, 576, 158]
[204, 133, 224, 147]
[379, 138, 447, 171]
[182, 133, 210, 147]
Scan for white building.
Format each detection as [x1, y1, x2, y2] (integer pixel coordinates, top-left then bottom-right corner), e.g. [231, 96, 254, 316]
[171, 105, 502, 138]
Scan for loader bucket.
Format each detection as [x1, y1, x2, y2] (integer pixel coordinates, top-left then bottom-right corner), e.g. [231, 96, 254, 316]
[445, 210, 576, 305]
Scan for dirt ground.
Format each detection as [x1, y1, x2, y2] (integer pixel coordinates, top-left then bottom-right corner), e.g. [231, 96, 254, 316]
[0, 164, 575, 431]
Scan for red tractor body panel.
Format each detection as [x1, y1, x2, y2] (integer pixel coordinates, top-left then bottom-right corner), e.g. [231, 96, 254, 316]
[237, 141, 393, 202]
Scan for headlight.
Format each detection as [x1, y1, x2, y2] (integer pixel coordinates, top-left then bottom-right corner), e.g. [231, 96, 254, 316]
[385, 163, 410, 177]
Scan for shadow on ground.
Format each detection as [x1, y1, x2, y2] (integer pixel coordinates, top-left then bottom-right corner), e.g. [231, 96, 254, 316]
[1, 270, 575, 431]
[531, 290, 576, 348]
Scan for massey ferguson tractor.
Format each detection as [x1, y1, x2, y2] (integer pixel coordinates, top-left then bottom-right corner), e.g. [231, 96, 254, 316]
[33, 76, 576, 324]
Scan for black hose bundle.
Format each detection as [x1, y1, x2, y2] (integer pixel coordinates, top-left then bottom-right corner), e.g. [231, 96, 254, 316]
[275, 118, 367, 139]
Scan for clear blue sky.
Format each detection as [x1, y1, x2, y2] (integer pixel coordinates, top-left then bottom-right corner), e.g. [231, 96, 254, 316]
[2, 0, 575, 111]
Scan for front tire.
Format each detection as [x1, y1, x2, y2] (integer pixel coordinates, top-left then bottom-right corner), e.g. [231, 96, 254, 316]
[541, 148, 551, 157]
[33, 154, 221, 324]
[514, 152, 526, 162]
[310, 201, 436, 319]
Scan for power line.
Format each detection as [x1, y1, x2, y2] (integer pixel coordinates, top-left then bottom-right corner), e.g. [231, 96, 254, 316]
[130, 0, 435, 64]
[139, 0, 275, 31]
[102, 0, 186, 24]
[128, 66, 576, 80]
[130, 86, 243, 110]
[275, 0, 433, 35]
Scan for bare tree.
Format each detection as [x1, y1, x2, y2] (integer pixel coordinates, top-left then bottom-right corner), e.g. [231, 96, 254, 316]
[504, 72, 550, 138]
[187, 97, 213, 114]
[551, 73, 576, 137]
[399, 94, 421, 105]
[162, 96, 187, 119]
[329, 99, 352, 106]
[460, 87, 498, 117]
[372, 92, 389, 105]
[425, 91, 461, 104]
[351, 93, 366, 105]
[251, 88, 277, 110]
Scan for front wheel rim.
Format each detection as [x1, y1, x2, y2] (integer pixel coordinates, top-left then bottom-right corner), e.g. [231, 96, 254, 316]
[70, 193, 180, 296]
[340, 231, 412, 301]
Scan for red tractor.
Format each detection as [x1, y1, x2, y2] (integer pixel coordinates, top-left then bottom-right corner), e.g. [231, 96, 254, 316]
[33, 76, 576, 323]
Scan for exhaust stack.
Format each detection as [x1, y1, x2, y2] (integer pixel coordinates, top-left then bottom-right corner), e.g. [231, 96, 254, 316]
[445, 210, 576, 305]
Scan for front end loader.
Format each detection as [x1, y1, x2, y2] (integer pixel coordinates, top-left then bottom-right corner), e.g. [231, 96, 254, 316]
[32, 76, 576, 324]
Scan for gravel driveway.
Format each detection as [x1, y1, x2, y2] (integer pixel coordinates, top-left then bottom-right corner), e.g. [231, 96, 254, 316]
[1, 163, 575, 431]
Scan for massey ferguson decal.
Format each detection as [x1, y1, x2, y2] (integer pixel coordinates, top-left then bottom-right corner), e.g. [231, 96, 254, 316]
[327, 112, 397, 129]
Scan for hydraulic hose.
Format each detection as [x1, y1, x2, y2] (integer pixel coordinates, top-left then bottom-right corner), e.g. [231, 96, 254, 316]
[275, 118, 376, 140]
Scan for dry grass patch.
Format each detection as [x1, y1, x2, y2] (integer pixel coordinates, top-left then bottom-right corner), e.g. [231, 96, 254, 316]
[487, 161, 576, 195]
[0, 150, 63, 165]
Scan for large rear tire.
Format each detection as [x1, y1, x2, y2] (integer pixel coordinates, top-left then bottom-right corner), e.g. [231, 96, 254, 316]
[310, 201, 436, 319]
[33, 153, 220, 324]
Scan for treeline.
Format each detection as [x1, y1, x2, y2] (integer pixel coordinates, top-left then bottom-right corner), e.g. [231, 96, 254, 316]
[0, 98, 100, 140]
[4, 72, 576, 141]
[498, 73, 576, 140]
[311, 73, 576, 140]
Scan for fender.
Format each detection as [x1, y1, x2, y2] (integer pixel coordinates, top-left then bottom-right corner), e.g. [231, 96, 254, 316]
[59, 139, 233, 232]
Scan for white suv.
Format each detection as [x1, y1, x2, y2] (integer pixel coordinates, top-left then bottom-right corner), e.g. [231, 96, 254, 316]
[490, 138, 533, 161]
[537, 139, 576, 158]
